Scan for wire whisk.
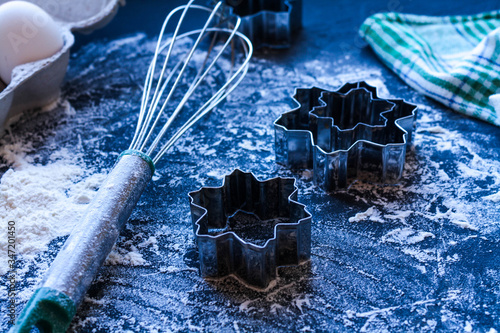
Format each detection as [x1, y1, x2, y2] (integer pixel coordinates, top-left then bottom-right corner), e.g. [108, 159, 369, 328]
[130, 0, 252, 164]
[12, 2, 253, 332]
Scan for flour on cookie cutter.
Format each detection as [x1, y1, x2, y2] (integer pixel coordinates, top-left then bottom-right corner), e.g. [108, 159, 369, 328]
[188, 169, 311, 288]
[274, 82, 418, 191]
[224, 0, 302, 48]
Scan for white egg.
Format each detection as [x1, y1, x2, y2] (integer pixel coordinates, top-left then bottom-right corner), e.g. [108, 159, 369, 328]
[0, 1, 63, 85]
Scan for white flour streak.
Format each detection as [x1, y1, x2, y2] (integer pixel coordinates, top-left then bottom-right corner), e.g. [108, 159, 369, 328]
[0, 143, 106, 275]
[384, 210, 412, 223]
[348, 206, 384, 223]
[483, 191, 500, 202]
[382, 228, 435, 245]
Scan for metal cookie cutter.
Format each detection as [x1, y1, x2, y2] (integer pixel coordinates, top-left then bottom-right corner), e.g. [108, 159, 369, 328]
[224, 0, 302, 48]
[188, 169, 312, 288]
[274, 82, 418, 191]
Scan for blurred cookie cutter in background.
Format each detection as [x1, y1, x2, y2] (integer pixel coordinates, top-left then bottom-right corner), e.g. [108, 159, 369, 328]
[189, 169, 312, 288]
[224, 0, 302, 48]
[0, 0, 124, 135]
[274, 82, 418, 191]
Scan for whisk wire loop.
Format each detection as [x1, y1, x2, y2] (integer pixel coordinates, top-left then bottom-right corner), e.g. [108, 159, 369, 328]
[130, 0, 194, 149]
[142, 1, 225, 154]
[153, 28, 252, 163]
[129, 1, 252, 164]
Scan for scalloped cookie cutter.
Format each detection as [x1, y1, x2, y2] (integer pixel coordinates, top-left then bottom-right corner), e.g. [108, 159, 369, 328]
[0, 0, 123, 134]
[225, 0, 302, 48]
[274, 81, 418, 191]
[188, 169, 312, 288]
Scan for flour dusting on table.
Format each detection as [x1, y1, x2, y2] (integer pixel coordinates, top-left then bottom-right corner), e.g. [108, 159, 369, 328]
[0, 107, 107, 276]
[0, 30, 498, 333]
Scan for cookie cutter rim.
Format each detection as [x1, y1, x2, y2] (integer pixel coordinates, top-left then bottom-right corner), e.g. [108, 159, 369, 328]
[310, 88, 398, 149]
[274, 81, 418, 190]
[188, 169, 312, 288]
[224, 0, 302, 49]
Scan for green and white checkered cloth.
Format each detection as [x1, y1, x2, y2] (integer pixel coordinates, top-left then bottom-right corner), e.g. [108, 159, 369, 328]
[359, 11, 500, 127]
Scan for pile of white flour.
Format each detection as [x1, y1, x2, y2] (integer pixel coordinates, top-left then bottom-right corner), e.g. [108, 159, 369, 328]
[0, 121, 105, 276]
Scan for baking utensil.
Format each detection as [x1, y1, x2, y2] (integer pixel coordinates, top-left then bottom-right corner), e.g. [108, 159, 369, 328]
[10, 1, 253, 332]
[225, 0, 302, 48]
[189, 169, 312, 288]
[274, 81, 417, 191]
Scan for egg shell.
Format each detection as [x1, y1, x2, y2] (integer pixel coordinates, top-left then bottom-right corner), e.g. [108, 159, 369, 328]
[0, 1, 64, 84]
[0, 0, 122, 135]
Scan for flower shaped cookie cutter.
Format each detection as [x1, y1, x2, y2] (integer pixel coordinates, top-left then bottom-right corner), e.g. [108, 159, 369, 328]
[225, 0, 302, 48]
[188, 169, 311, 288]
[274, 82, 418, 191]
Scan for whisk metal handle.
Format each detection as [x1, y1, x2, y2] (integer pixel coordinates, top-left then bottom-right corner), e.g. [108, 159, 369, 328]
[10, 151, 154, 333]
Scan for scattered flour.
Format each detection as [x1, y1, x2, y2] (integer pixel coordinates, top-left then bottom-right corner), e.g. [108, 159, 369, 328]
[401, 249, 437, 263]
[138, 235, 159, 251]
[384, 210, 412, 223]
[294, 294, 311, 313]
[105, 244, 147, 267]
[0, 143, 106, 275]
[381, 228, 435, 245]
[419, 205, 477, 231]
[483, 191, 500, 202]
[419, 126, 447, 134]
[348, 206, 384, 223]
[239, 300, 255, 312]
[0, 29, 497, 332]
[104, 234, 158, 267]
[300, 169, 313, 181]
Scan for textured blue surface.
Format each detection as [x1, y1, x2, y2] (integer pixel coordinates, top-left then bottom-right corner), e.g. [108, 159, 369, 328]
[1, 0, 500, 332]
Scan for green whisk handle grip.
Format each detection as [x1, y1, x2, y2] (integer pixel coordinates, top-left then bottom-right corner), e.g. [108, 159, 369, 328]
[10, 151, 154, 333]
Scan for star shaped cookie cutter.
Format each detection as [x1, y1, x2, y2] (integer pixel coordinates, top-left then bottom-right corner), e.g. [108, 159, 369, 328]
[224, 0, 302, 48]
[188, 169, 312, 288]
[274, 82, 418, 191]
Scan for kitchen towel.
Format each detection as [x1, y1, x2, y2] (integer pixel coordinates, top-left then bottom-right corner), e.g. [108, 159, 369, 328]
[359, 11, 500, 127]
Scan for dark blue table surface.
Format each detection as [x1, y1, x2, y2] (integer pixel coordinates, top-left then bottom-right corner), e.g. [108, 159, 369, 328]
[2, 0, 500, 332]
